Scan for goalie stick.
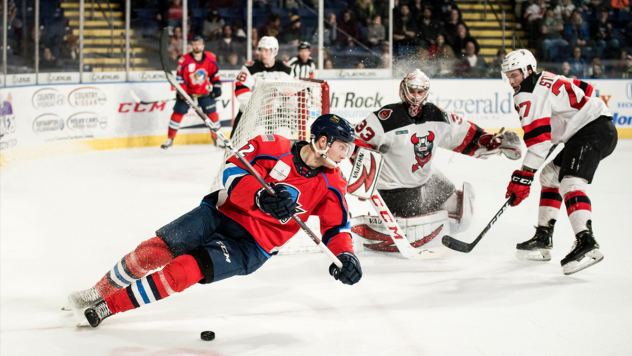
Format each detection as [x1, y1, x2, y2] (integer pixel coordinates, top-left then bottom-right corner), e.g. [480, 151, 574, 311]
[158, 28, 342, 268]
[347, 147, 449, 260]
[129, 89, 175, 105]
[442, 144, 560, 253]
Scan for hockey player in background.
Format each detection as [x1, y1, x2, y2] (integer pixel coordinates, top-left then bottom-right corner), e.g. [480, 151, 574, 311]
[501, 49, 617, 275]
[65, 114, 362, 327]
[287, 41, 316, 79]
[231, 36, 293, 139]
[352, 69, 522, 252]
[161, 35, 222, 150]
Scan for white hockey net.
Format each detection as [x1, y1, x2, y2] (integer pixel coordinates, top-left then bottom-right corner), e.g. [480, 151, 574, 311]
[210, 78, 331, 254]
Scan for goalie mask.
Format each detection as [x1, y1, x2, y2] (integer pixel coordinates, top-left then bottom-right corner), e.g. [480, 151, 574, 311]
[399, 69, 430, 117]
[310, 114, 356, 168]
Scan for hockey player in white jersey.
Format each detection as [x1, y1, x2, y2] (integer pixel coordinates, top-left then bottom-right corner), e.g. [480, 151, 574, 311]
[352, 69, 522, 252]
[501, 49, 618, 275]
[231, 36, 293, 139]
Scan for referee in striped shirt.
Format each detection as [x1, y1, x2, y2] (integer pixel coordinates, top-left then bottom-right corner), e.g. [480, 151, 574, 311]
[287, 41, 316, 79]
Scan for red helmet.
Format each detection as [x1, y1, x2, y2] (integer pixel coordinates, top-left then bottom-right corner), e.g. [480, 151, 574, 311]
[399, 69, 430, 116]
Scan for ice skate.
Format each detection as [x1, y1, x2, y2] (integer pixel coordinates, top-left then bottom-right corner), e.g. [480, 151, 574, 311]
[81, 300, 112, 328]
[62, 287, 103, 311]
[561, 221, 604, 275]
[516, 219, 555, 261]
[161, 138, 173, 149]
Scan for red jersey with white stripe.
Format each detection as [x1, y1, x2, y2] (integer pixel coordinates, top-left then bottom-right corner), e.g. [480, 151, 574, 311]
[202, 135, 353, 256]
[353, 102, 489, 190]
[176, 51, 220, 96]
[513, 71, 611, 169]
[234, 60, 293, 112]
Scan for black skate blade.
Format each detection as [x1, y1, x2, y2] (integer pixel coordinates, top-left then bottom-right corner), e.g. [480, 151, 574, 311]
[516, 249, 551, 262]
[563, 250, 604, 275]
[442, 235, 473, 253]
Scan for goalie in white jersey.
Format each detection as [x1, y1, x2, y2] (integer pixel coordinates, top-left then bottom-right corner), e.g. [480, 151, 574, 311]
[501, 49, 618, 275]
[352, 69, 522, 252]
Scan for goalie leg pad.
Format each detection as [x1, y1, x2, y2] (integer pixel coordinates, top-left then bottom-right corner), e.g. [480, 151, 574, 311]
[351, 211, 450, 251]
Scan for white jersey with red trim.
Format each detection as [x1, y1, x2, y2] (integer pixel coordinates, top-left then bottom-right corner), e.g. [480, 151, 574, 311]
[234, 60, 293, 112]
[513, 71, 611, 169]
[353, 102, 489, 190]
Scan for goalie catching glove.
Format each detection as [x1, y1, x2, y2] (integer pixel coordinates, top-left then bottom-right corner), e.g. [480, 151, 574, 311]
[475, 130, 522, 160]
[255, 184, 297, 221]
[329, 252, 362, 285]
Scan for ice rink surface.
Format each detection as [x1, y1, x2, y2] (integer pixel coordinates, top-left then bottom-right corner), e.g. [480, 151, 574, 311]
[2, 141, 631, 356]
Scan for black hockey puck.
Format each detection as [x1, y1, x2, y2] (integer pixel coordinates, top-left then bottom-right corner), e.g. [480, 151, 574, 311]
[201, 331, 215, 341]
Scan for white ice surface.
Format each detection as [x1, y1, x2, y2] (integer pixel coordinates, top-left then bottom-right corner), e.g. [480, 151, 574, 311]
[2, 142, 631, 356]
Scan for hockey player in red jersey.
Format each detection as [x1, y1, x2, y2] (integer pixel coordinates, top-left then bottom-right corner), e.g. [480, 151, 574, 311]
[65, 114, 362, 327]
[501, 49, 617, 275]
[161, 35, 222, 149]
[352, 69, 522, 252]
[231, 36, 293, 139]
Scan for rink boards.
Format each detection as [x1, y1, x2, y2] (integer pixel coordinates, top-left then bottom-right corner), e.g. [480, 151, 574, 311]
[1, 76, 631, 166]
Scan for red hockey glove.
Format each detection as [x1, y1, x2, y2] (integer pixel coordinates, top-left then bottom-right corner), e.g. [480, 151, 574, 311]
[506, 170, 535, 206]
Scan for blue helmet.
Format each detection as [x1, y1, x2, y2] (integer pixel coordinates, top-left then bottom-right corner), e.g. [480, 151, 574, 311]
[310, 113, 355, 147]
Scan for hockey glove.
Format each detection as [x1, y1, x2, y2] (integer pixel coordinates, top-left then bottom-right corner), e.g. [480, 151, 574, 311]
[329, 252, 362, 285]
[474, 132, 503, 159]
[255, 185, 297, 221]
[212, 83, 222, 98]
[506, 170, 535, 206]
[474, 131, 522, 160]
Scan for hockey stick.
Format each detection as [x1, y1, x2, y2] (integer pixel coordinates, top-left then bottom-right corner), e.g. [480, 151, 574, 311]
[158, 28, 342, 268]
[130, 89, 175, 105]
[347, 147, 449, 260]
[442, 144, 560, 253]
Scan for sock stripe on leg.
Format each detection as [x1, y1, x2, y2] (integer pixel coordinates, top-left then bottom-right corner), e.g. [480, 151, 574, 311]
[540, 188, 562, 209]
[126, 286, 140, 308]
[121, 257, 142, 280]
[113, 260, 134, 285]
[146, 275, 163, 301]
[564, 192, 592, 214]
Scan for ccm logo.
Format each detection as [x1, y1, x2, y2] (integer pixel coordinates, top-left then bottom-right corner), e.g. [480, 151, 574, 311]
[512, 176, 532, 185]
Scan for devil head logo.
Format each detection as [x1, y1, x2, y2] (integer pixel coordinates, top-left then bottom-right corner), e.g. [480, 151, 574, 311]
[411, 131, 435, 172]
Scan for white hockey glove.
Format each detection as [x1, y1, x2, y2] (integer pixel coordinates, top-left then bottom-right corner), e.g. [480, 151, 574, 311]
[474, 131, 522, 160]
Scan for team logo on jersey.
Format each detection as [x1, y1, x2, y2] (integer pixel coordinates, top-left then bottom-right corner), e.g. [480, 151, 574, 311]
[378, 109, 392, 120]
[189, 68, 208, 85]
[276, 183, 307, 224]
[411, 131, 435, 172]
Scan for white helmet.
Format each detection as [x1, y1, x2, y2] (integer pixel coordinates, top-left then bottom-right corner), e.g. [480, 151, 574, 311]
[399, 69, 430, 117]
[501, 49, 537, 76]
[258, 36, 279, 56]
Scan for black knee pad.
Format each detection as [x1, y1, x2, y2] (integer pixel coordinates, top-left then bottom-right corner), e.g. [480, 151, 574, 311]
[187, 246, 215, 284]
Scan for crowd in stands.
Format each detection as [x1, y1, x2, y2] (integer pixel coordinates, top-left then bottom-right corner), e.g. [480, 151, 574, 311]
[2, 0, 80, 72]
[4, 0, 632, 78]
[150, 0, 494, 77]
[519, 0, 632, 78]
